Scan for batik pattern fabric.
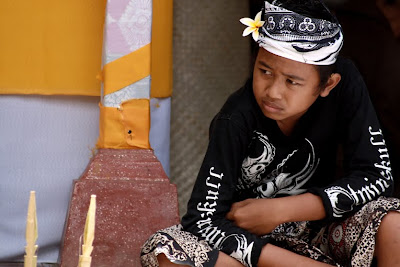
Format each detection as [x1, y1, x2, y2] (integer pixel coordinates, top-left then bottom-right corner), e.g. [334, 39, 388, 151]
[141, 197, 400, 266]
[269, 197, 400, 267]
[257, 0, 343, 65]
[140, 224, 218, 267]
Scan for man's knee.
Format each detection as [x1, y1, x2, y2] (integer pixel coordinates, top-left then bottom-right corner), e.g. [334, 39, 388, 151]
[379, 211, 400, 234]
[375, 211, 400, 253]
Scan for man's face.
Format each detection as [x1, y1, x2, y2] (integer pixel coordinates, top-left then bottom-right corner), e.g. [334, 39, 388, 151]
[253, 48, 324, 134]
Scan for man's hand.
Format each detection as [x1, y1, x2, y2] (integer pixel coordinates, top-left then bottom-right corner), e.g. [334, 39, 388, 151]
[226, 198, 284, 235]
[226, 193, 326, 236]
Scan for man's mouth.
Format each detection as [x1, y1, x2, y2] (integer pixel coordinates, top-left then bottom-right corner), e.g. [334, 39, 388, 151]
[262, 100, 283, 113]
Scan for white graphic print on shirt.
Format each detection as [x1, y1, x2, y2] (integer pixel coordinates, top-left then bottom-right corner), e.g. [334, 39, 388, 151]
[240, 131, 320, 198]
[217, 234, 255, 267]
[257, 138, 319, 198]
[196, 168, 257, 266]
[239, 131, 276, 190]
[325, 126, 393, 217]
[196, 167, 227, 247]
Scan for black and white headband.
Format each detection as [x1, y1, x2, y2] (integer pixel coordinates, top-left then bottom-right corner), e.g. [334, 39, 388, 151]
[240, 0, 343, 65]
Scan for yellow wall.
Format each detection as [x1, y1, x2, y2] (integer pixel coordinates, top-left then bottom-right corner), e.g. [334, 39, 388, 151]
[0, 0, 106, 96]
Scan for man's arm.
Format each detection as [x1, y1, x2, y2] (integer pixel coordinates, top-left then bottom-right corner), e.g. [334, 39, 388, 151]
[226, 194, 333, 266]
[308, 59, 394, 221]
[182, 113, 270, 267]
[226, 193, 325, 236]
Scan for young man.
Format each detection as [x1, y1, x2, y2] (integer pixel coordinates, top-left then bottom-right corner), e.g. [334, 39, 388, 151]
[141, 1, 400, 266]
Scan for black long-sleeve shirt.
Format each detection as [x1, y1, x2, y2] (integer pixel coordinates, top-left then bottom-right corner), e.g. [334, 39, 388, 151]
[181, 57, 393, 267]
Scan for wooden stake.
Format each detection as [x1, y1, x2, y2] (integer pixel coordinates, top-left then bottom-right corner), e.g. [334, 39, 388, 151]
[78, 194, 96, 267]
[24, 191, 38, 267]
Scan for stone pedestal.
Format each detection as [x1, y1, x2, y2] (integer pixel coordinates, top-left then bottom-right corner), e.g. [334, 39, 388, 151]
[60, 149, 179, 267]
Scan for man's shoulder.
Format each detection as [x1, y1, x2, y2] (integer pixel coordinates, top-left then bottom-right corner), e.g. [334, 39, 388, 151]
[219, 79, 256, 116]
[210, 79, 260, 134]
[336, 56, 363, 80]
[334, 56, 367, 98]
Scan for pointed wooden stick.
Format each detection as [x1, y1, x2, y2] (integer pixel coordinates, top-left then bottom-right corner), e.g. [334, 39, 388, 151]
[78, 194, 96, 267]
[24, 191, 38, 267]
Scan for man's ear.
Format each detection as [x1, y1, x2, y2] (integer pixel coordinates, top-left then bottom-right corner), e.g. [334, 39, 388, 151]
[320, 73, 341, 97]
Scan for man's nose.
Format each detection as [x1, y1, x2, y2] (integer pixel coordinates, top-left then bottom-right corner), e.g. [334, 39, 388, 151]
[265, 78, 282, 99]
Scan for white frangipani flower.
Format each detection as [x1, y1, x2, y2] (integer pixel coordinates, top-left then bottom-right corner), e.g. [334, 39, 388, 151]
[240, 11, 265, 41]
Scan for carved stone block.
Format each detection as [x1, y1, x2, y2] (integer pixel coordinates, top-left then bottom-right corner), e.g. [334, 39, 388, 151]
[60, 149, 179, 267]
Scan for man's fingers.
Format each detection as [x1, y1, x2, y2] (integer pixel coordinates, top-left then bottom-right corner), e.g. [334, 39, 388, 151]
[227, 199, 254, 220]
[232, 198, 254, 208]
[226, 210, 234, 220]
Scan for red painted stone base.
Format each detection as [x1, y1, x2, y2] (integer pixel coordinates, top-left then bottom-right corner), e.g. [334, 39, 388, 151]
[59, 149, 179, 267]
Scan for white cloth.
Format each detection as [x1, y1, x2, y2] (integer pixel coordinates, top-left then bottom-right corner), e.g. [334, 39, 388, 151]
[258, 1, 343, 65]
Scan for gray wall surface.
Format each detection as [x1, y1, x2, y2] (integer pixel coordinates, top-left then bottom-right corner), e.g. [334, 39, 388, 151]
[170, 0, 251, 217]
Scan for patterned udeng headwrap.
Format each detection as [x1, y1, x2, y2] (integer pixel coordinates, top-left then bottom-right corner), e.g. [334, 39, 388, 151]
[243, 0, 343, 65]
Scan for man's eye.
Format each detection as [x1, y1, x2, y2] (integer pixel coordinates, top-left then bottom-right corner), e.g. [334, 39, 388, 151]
[287, 79, 299, 85]
[262, 69, 272, 75]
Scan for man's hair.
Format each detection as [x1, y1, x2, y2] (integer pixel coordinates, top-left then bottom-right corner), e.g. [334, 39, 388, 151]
[315, 64, 337, 90]
[252, 46, 338, 90]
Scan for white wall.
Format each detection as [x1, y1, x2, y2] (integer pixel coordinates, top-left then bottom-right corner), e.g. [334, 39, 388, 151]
[0, 95, 169, 262]
[0, 95, 99, 262]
